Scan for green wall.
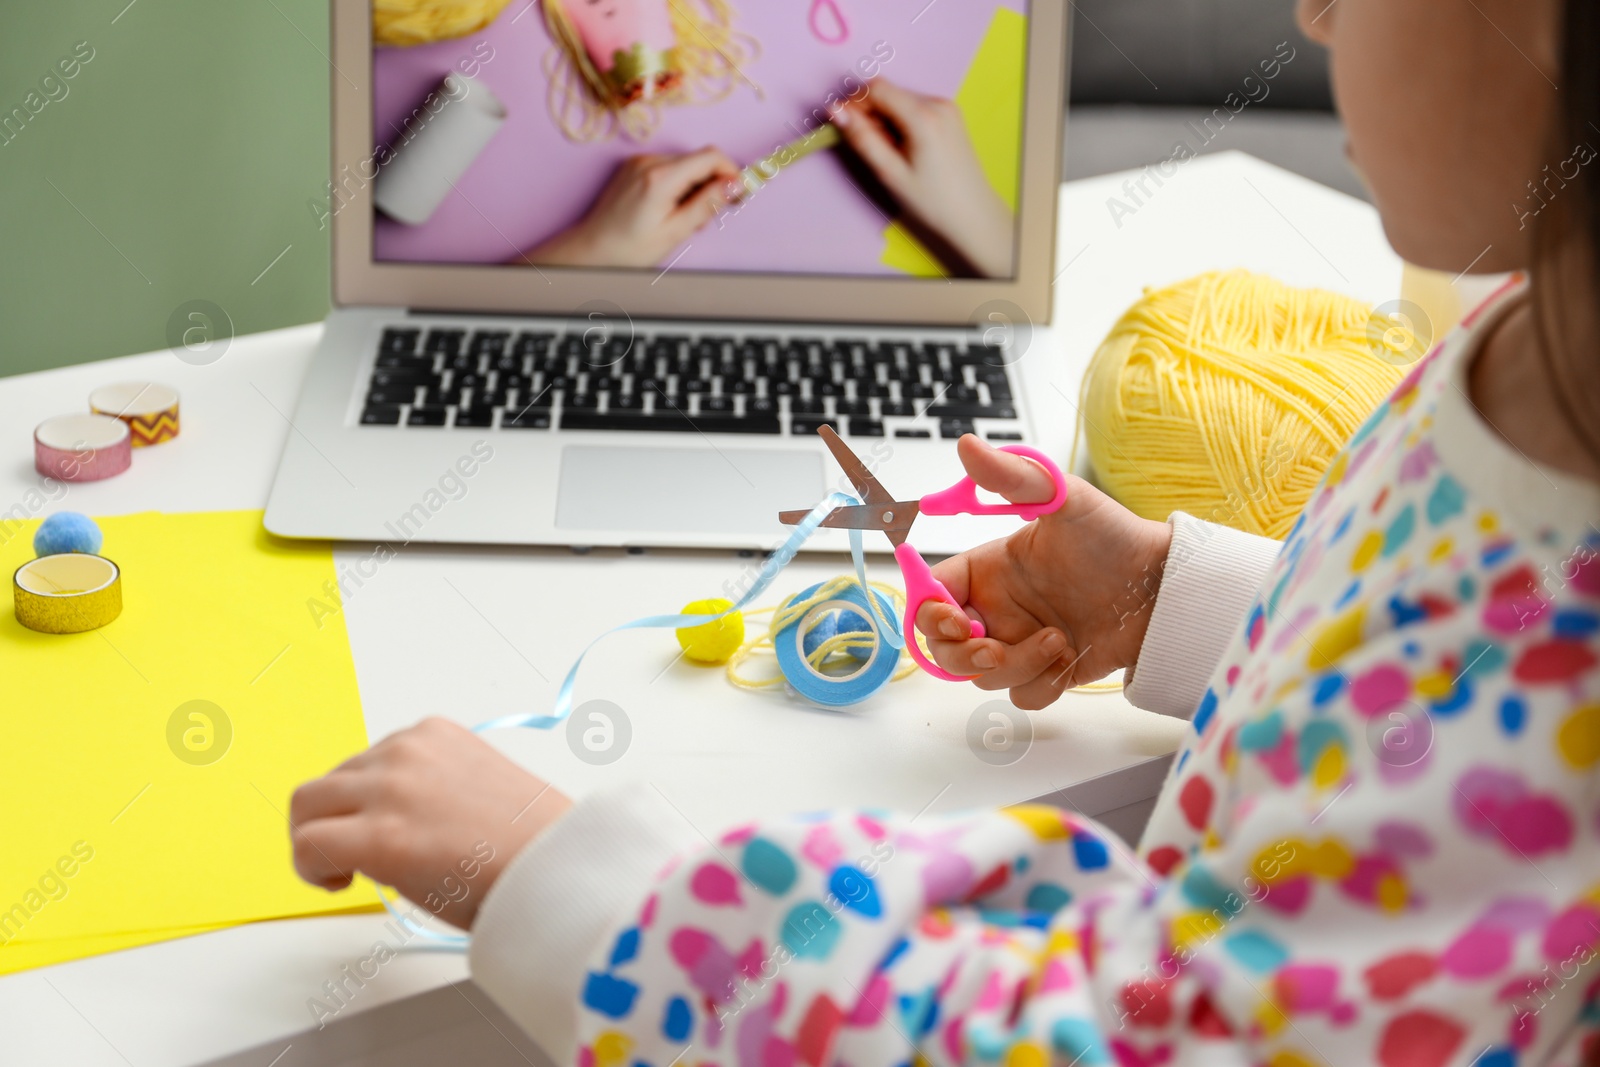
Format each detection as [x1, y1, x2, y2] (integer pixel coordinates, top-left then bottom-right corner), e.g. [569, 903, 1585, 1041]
[0, 1, 332, 378]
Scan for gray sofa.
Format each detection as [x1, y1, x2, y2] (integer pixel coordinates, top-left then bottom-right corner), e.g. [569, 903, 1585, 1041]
[1065, 0, 1365, 200]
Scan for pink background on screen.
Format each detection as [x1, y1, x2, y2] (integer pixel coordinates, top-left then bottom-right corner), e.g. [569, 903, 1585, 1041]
[371, 0, 1026, 274]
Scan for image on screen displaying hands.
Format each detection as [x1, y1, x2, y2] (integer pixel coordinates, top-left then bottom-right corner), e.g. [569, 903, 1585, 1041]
[517, 77, 1017, 278]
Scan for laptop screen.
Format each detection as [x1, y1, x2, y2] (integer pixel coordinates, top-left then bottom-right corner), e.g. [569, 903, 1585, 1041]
[366, 0, 1031, 281]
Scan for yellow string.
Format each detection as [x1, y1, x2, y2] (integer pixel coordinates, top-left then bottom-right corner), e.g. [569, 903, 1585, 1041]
[372, 0, 515, 47]
[1076, 270, 1408, 540]
[727, 577, 919, 691]
[726, 577, 1126, 697]
[542, 0, 761, 143]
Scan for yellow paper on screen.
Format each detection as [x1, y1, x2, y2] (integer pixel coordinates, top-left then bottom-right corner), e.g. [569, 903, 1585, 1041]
[882, 7, 1027, 276]
[0, 510, 376, 973]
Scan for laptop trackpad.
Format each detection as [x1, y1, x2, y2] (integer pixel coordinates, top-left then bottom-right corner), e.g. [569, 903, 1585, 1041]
[555, 445, 824, 535]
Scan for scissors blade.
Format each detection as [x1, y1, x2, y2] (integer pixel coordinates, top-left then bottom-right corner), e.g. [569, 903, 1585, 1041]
[817, 425, 897, 509]
[777, 501, 921, 533]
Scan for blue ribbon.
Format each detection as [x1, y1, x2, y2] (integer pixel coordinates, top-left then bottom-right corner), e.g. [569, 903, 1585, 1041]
[380, 492, 907, 948]
[378, 889, 470, 948]
[474, 491, 902, 733]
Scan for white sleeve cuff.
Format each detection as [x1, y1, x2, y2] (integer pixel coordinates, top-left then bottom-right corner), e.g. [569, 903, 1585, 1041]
[469, 782, 701, 1062]
[1124, 511, 1281, 719]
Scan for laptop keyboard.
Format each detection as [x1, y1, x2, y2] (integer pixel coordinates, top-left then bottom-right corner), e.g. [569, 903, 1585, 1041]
[360, 326, 1025, 441]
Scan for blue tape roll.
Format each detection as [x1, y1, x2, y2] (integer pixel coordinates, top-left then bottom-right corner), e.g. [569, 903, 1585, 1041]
[475, 492, 900, 732]
[773, 581, 900, 707]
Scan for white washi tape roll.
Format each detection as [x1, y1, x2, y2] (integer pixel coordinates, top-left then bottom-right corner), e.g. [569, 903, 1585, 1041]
[374, 73, 507, 226]
[34, 414, 132, 483]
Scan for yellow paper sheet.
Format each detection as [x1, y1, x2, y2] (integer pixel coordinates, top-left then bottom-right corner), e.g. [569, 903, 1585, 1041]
[0, 922, 235, 974]
[882, 8, 1028, 276]
[0, 511, 377, 975]
[0, 901, 384, 975]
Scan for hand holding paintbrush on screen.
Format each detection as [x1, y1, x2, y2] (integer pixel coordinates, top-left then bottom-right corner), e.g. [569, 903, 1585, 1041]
[519, 146, 741, 268]
[733, 122, 841, 199]
[517, 125, 845, 267]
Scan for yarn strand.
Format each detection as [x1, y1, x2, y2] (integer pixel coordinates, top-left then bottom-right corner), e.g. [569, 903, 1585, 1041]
[726, 577, 920, 691]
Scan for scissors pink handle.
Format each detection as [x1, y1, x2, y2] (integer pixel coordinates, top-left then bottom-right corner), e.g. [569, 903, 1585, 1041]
[918, 445, 1068, 520]
[898, 543, 986, 680]
[903, 446, 1069, 681]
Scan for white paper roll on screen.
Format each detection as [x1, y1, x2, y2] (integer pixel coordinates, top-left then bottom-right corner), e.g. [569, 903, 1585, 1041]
[374, 73, 507, 226]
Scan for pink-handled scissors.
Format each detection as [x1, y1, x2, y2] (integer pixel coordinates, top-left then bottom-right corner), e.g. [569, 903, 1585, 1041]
[778, 425, 1068, 681]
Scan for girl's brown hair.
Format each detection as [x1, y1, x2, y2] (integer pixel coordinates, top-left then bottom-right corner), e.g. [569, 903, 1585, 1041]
[1534, 1, 1600, 464]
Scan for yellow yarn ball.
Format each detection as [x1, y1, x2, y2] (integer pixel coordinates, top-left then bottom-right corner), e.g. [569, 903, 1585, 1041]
[676, 598, 744, 665]
[1080, 270, 1407, 539]
[372, 0, 513, 47]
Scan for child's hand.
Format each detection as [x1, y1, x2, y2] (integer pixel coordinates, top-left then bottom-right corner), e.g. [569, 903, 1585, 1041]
[288, 717, 571, 930]
[525, 147, 740, 268]
[916, 436, 1173, 709]
[830, 79, 1014, 278]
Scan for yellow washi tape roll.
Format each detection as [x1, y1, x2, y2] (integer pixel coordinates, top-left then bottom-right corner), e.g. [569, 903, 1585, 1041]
[13, 553, 123, 634]
[89, 381, 180, 447]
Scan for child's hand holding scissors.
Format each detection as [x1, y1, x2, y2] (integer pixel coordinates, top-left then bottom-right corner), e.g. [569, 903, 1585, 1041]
[916, 436, 1174, 709]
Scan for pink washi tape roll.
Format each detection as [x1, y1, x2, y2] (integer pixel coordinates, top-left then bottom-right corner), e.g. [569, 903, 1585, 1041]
[33, 414, 132, 483]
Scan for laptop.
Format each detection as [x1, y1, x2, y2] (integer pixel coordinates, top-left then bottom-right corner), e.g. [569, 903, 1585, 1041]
[264, 0, 1070, 552]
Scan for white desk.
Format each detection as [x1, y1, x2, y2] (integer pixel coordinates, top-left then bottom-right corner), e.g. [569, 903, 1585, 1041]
[1, 153, 1401, 1066]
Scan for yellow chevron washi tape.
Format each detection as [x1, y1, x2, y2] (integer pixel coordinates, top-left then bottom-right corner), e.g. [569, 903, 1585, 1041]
[89, 381, 180, 447]
[14, 553, 123, 634]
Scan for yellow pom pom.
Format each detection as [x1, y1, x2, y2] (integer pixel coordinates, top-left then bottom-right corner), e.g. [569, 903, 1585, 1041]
[676, 599, 744, 665]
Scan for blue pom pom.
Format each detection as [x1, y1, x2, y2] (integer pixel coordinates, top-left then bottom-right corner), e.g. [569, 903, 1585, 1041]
[834, 607, 876, 662]
[801, 611, 839, 658]
[34, 512, 103, 557]
[800, 598, 895, 663]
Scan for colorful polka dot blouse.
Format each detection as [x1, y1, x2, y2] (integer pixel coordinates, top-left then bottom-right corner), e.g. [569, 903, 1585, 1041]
[483, 281, 1600, 1067]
